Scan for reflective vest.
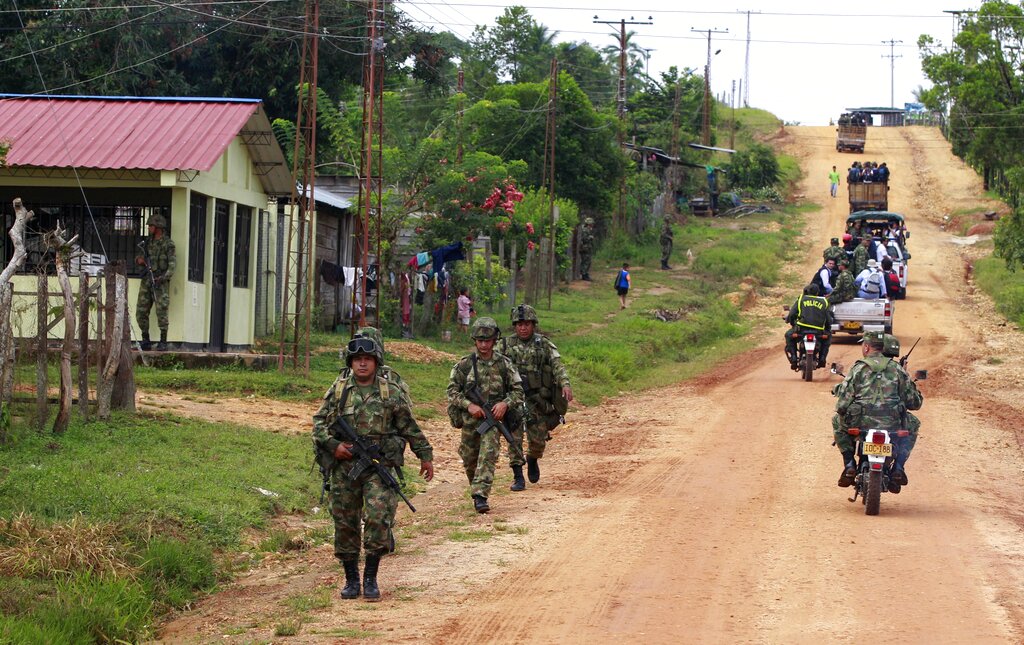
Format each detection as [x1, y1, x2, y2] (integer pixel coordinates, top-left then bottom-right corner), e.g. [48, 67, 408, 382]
[796, 295, 830, 331]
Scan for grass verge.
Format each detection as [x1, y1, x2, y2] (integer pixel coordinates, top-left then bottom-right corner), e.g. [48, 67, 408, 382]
[974, 254, 1024, 326]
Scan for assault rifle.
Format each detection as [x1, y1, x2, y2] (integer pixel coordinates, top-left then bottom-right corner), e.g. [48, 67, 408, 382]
[466, 384, 516, 447]
[137, 239, 158, 291]
[899, 337, 920, 369]
[326, 415, 417, 512]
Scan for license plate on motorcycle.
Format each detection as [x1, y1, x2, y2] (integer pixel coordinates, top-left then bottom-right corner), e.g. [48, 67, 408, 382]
[863, 443, 892, 456]
[842, 321, 861, 330]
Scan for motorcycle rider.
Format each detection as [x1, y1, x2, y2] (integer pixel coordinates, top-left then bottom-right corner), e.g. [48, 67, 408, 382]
[880, 334, 922, 492]
[784, 283, 833, 370]
[831, 332, 923, 488]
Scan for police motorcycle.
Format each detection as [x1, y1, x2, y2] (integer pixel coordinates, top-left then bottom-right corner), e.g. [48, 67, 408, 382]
[791, 328, 828, 382]
[830, 359, 926, 516]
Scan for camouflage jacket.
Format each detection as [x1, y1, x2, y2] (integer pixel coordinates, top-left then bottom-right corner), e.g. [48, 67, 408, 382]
[312, 374, 432, 469]
[499, 334, 570, 413]
[833, 354, 923, 430]
[446, 353, 525, 430]
[823, 245, 846, 264]
[147, 236, 176, 284]
[827, 269, 857, 305]
[852, 245, 869, 276]
[660, 224, 674, 244]
[579, 227, 595, 252]
[338, 365, 412, 406]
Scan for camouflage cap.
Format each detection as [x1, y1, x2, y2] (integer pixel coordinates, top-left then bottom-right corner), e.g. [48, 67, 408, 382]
[148, 213, 168, 230]
[470, 317, 501, 340]
[510, 303, 539, 324]
[861, 331, 886, 350]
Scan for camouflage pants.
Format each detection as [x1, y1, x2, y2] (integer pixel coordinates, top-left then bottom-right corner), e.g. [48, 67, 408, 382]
[136, 283, 169, 334]
[579, 252, 592, 276]
[660, 240, 673, 264]
[832, 412, 920, 461]
[330, 467, 398, 560]
[507, 415, 550, 466]
[459, 424, 501, 498]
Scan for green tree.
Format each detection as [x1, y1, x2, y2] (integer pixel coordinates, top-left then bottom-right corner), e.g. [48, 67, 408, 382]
[724, 143, 780, 189]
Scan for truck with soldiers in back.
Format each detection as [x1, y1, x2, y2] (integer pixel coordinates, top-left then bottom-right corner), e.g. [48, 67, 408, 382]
[836, 112, 867, 153]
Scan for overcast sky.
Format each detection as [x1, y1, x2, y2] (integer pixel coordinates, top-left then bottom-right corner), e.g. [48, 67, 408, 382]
[397, 1, 979, 125]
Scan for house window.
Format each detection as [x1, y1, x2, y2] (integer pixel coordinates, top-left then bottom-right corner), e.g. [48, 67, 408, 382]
[1, 202, 168, 276]
[188, 193, 207, 282]
[233, 206, 252, 288]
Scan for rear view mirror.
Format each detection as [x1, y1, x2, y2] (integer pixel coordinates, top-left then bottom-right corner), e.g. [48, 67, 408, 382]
[831, 362, 845, 375]
[913, 369, 928, 381]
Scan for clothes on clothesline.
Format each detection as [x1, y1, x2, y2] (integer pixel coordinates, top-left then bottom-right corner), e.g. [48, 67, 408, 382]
[319, 260, 346, 286]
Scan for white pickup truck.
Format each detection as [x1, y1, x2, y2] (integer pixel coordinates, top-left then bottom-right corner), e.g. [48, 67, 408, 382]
[831, 298, 894, 336]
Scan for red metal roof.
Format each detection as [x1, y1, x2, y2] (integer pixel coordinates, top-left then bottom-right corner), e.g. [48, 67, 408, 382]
[0, 96, 261, 171]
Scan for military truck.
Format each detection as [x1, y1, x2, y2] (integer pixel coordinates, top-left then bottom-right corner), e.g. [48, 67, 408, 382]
[836, 112, 867, 153]
[848, 181, 889, 213]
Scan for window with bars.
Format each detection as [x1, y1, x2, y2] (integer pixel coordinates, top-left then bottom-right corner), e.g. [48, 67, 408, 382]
[233, 206, 252, 288]
[0, 201, 168, 276]
[188, 193, 207, 282]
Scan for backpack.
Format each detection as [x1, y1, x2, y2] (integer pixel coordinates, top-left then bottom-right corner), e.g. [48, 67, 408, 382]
[863, 271, 883, 295]
[884, 270, 901, 297]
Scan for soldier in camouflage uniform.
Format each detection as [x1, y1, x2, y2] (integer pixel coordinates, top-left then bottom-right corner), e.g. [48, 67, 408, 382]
[579, 218, 595, 281]
[339, 327, 412, 406]
[313, 336, 433, 601]
[831, 332, 923, 489]
[135, 213, 176, 351]
[499, 305, 573, 490]
[660, 216, 674, 270]
[822, 237, 846, 265]
[827, 257, 857, 305]
[852, 236, 871, 276]
[447, 317, 525, 513]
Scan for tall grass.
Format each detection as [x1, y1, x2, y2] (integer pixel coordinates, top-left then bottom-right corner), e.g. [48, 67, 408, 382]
[974, 255, 1024, 325]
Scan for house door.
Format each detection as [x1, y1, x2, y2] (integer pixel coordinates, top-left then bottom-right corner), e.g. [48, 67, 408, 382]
[209, 202, 229, 352]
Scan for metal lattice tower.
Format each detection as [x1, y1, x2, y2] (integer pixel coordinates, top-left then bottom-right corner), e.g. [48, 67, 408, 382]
[278, 0, 319, 374]
[353, 0, 385, 329]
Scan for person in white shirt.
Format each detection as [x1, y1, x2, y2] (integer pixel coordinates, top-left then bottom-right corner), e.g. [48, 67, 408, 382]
[854, 259, 888, 299]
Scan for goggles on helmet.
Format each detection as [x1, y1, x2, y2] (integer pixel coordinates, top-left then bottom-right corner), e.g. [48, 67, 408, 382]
[347, 337, 377, 356]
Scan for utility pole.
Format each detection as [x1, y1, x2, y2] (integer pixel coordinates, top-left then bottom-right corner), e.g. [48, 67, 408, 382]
[278, 0, 319, 374]
[730, 79, 737, 151]
[594, 15, 653, 229]
[882, 38, 903, 108]
[456, 66, 464, 164]
[643, 47, 656, 81]
[354, 0, 386, 328]
[544, 58, 558, 309]
[692, 27, 728, 147]
[737, 10, 759, 107]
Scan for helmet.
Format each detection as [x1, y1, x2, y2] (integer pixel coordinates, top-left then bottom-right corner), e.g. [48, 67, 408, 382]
[584, 217, 594, 226]
[470, 317, 501, 340]
[881, 334, 901, 358]
[344, 336, 382, 367]
[510, 304, 539, 324]
[148, 213, 167, 230]
[340, 326, 385, 364]
[838, 256, 851, 268]
[842, 233, 852, 242]
[862, 331, 886, 350]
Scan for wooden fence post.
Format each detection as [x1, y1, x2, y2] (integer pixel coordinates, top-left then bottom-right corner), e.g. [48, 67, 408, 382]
[108, 262, 135, 411]
[98, 274, 126, 420]
[36, 272, 48, 430]
[78, 273, 89, 421]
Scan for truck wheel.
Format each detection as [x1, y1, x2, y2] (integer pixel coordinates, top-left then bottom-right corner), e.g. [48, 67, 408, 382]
[884, 324, 892, 334]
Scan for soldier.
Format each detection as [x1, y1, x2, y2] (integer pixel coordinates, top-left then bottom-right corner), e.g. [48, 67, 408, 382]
[831, 332, 923, 488]
[447, 317, 525, 513]
[852, 236, 871, 276]
[827, 257, 856, 305]
[578, 218, 595, 281]
[339, 327, 411, 406]
[135, 213, 176, 350]
[499, 305, 573, 490]
[312, 336, 434, 601]
[660, 216, 674, 270]
[822, 237, 845, 265]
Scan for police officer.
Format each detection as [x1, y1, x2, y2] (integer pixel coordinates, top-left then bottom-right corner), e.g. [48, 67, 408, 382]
[499, 305, 573, 490]
[312, 337, 434, 601]
[784, 284, 833, 370]
[579, 218, 595, 281]
[447, 317, 525, 513]
[135, 213, 176, 350]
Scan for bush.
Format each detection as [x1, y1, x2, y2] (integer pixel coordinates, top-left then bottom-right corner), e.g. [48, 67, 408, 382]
[724, 143, 781, 189]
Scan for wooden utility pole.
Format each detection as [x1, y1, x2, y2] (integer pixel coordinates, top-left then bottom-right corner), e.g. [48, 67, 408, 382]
[692, 27, 728, 147]
[278, 0, 320, 374]
[543, 58, 558, 309]
[456, 67, 464, 164]
[594, 15, 653, 229]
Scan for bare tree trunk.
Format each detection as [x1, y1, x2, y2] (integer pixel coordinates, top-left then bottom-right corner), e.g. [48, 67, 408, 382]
[52, 253, 75, 434]
[78, 273, 89, 421]
[0, 199, 34, 430]
[0, 199, 34, 284]
[36, 272, 48, 430]
[97, 274, 125, 420]
[108, 261, 135, 411]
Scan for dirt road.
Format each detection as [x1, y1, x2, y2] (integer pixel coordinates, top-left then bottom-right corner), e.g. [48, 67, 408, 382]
[159, 127, 1024, 643]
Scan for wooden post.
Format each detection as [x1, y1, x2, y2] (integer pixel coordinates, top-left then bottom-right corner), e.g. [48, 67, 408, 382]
[36, 272, 48, 430]
[78, 274, 89, 421]
[509, 243, 517, 307]
[484, 237, 492, 313]
[497, 238, 505, 310]
[523, 246, 533, 305]
[97, 274, 126, 419]
[108, 262, 135, 411]
[52, 230, 76, 435]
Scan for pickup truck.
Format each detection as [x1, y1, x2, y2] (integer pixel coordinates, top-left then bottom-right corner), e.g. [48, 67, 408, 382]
[831, 298, 894, 337]
[881, 240, 909, 295]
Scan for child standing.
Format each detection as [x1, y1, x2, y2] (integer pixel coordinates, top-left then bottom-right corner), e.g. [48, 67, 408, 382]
[614, 263, 630, 309]
[457, 288, 473, 331]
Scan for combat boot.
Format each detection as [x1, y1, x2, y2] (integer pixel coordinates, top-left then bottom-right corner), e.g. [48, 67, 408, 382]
[155, 330, 168, 351]
[340, 560, 360, 599]
[582, 273, 591, 281]
[838, 451, 857, 488]
[510, 465, 526, 491]
[139, 332, 151, 351]
[362, 554, 381, 602]
[526, 456, 540, 484]
[472, 495, 490, 514]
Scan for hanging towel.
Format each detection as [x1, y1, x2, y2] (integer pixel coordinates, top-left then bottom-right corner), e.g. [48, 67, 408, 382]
[343, 267, 356, 287]
[400, 273, 412, 326]
[320, 260, 345, 286]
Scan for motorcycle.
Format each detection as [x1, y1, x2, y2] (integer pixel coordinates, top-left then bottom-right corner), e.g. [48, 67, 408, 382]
[790, 329, 828, 382]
